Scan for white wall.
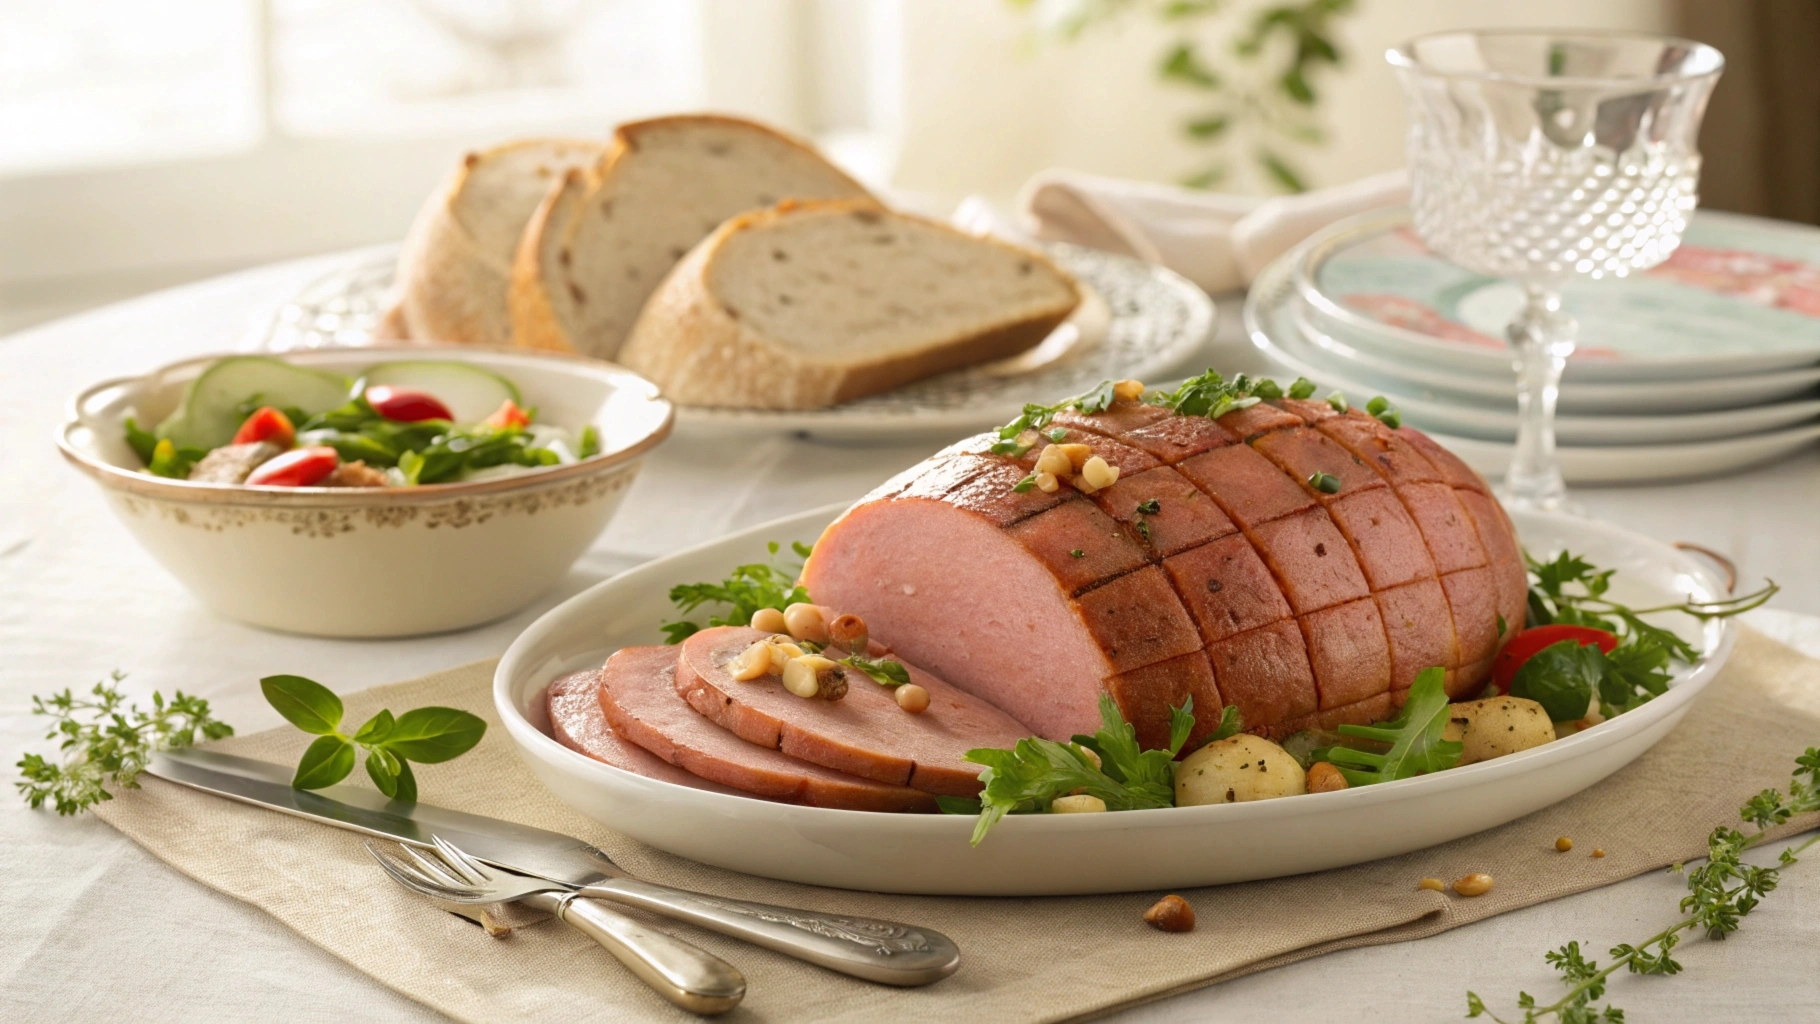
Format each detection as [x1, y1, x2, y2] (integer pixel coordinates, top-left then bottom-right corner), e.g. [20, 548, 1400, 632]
[886, 0, 1673, 203]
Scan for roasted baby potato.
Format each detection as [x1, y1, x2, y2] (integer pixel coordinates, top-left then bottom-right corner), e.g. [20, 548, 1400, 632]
[1443, 696, 1557, 765]
[1175, 734, 1307, 806]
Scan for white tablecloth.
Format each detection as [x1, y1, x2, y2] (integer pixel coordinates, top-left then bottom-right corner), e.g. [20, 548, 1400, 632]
[4, 255, 1817, 1022]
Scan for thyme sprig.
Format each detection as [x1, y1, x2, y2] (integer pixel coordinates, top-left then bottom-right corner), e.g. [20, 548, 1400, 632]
[1468, 747, 1820, 1023]
[16, 672, 234, 815]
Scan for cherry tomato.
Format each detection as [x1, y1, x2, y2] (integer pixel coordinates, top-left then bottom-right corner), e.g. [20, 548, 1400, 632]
[1492, 624, 1618, 694]
[365, 386, 453, 423]
[246, 446, 340, 487]
[482, 398, 531, 430]
[230, 406, 296, 448]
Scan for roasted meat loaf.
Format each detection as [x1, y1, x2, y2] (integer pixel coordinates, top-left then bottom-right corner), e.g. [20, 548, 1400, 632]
[802, 397, 1526, 750]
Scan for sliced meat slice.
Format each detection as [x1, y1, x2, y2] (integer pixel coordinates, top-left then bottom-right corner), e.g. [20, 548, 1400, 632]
[1298, 598, 1393, 710]
[1118, 414, 1236, 464]
[1090, 466, 1238, 558]
[1178, 443, 1317, 528]
[546, 669, 739, 794]
[1163, 533, 1294, 644]
[597, 646, 936, 812]
[1250, 426, 1389, 502]
[676, 626, 1027, 796]
[1247, 509, 1372, 614]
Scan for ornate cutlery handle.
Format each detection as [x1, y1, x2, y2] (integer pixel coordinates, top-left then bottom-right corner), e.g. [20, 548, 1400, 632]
[582, 877, 960, 986]
[544, 892, 746, 1015]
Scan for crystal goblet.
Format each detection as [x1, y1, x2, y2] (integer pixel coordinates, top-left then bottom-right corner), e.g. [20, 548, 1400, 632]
[1387, 31, 1723, 511]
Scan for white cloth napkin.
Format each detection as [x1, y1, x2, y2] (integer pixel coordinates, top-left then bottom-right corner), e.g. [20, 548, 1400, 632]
[1013, 168, 1409, 293]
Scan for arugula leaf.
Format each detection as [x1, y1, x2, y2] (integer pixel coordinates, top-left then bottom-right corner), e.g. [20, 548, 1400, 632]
[1202, 704, 1243, 745]
[1312, 667, 1461, 785]
[662, 541, 813, 641]
[964, 694, 1191, 845]
[1510, 641, 1604, 721]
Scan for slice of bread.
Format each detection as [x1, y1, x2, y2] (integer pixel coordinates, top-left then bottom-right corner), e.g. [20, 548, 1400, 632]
[510, 114, 873, 359]
[395, 138, 602, 345]
[616, 200, 1082, 410]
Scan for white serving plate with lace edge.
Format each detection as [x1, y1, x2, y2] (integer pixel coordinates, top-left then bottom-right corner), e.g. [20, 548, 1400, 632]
[494, 504, 1731, 897]
[269, 243, 1215, 441]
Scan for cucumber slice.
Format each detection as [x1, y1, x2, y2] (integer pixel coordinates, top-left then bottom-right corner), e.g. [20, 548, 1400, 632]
[157, 356, 354, 450]
[361, 361, 522, 425]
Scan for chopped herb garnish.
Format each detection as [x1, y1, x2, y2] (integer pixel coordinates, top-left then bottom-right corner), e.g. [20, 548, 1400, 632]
[1135, 519, 1153, 542]
[1046, 428, 1068, 442]
[1012, 473, 1038, 493]
[1308, 471, 1341, 494]
[838, 654, 911, 687]
[991, 380, 1120, 456]
[1070, 549, 1085, 558]
[1136, 498, 1161, 516]
[1146, 369, 1283, 420]
[661, 541, 814, 643]
[1365, 395, 1401, 429]
[1325, 391, 1349, 413]
[1288, 377, 1317, 400]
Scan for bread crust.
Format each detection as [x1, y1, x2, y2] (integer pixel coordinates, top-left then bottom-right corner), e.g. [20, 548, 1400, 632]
[616, 199, 1082, 410]
[396, 138, 600, 346]
[507, 114, 873, 357]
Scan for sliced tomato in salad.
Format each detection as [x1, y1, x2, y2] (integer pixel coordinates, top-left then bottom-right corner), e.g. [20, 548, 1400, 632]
[1491, 624, 1618, 694]
[246, 446, 340, 487]
[482, 399, 531, 430]
[231, 406, 296, 448]
[365, 386, 453, 423]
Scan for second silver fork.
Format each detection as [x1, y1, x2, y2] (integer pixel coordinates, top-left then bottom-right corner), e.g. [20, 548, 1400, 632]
[368, 835, 961, 987]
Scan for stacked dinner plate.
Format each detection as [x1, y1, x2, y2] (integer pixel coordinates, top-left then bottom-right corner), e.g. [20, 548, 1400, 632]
[1244, 208, 1820, 484]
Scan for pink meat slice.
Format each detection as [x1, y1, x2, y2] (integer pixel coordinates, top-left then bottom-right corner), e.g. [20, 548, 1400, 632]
[802, 395, 1526, 745]
[675, 626, 1028, 796]
[546, 669, 739, 794]
[596, 645, 936, 812]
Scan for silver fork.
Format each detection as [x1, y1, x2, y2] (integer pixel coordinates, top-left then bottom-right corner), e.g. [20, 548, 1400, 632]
[367, 839, 745, 1016]
[368, 836, 960, 986]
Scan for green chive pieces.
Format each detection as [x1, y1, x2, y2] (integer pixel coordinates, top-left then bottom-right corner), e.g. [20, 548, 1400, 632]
[1136, 498, 1160, 516]
[1012, 474, 1038, 493]
[1289, 377, 1317, 400]
[1070, 548, 1085, 559]
[1366, 395, 1402, 429]
[1309, 471, 1342, 494]
[1325, 391, 1349, 413]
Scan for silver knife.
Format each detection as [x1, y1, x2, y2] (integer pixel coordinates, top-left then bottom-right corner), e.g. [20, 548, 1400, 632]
[146, 749, 961, 986]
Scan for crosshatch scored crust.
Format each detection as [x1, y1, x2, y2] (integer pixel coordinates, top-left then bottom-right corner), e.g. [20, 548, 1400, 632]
[802, 394, 1527, 750]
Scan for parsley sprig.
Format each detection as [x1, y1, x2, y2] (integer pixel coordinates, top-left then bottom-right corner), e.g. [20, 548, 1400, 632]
[839, 654, 911, 687]
[991, 380, 1120, 456]
[16, 672, 234, 815]
[1468, 746, 1820, 1023]
[1515, 551, 1778, 720]
[1146, 370, 1310, 419]
[662, 541, 813, 643]
[1311, 667, 1461, 785]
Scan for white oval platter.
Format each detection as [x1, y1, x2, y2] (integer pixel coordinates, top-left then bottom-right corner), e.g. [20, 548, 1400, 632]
[270, 242, 1215, 442]
[496, 504, 1732, 896]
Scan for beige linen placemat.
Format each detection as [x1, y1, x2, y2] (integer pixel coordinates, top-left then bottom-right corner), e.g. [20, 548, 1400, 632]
[94, 627, 1820, 1024]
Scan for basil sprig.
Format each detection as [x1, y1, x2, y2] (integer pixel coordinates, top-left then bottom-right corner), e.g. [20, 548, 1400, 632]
[261, 675, 485, 802]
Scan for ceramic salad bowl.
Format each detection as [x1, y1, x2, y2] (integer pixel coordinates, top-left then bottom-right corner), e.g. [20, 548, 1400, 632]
[59, 346, 672, 637]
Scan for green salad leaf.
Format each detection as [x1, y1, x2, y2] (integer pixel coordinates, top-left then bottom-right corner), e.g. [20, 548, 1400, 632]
[1311, 667, 1461, 786]
[260, 674, 484, 799]
[662, 541, 814, 643]
[957, 694, 1193, 846]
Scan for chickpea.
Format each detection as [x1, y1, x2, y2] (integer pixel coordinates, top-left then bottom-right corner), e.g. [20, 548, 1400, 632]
[894, 683, 930, 714]
[782, 602, 830, 644]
